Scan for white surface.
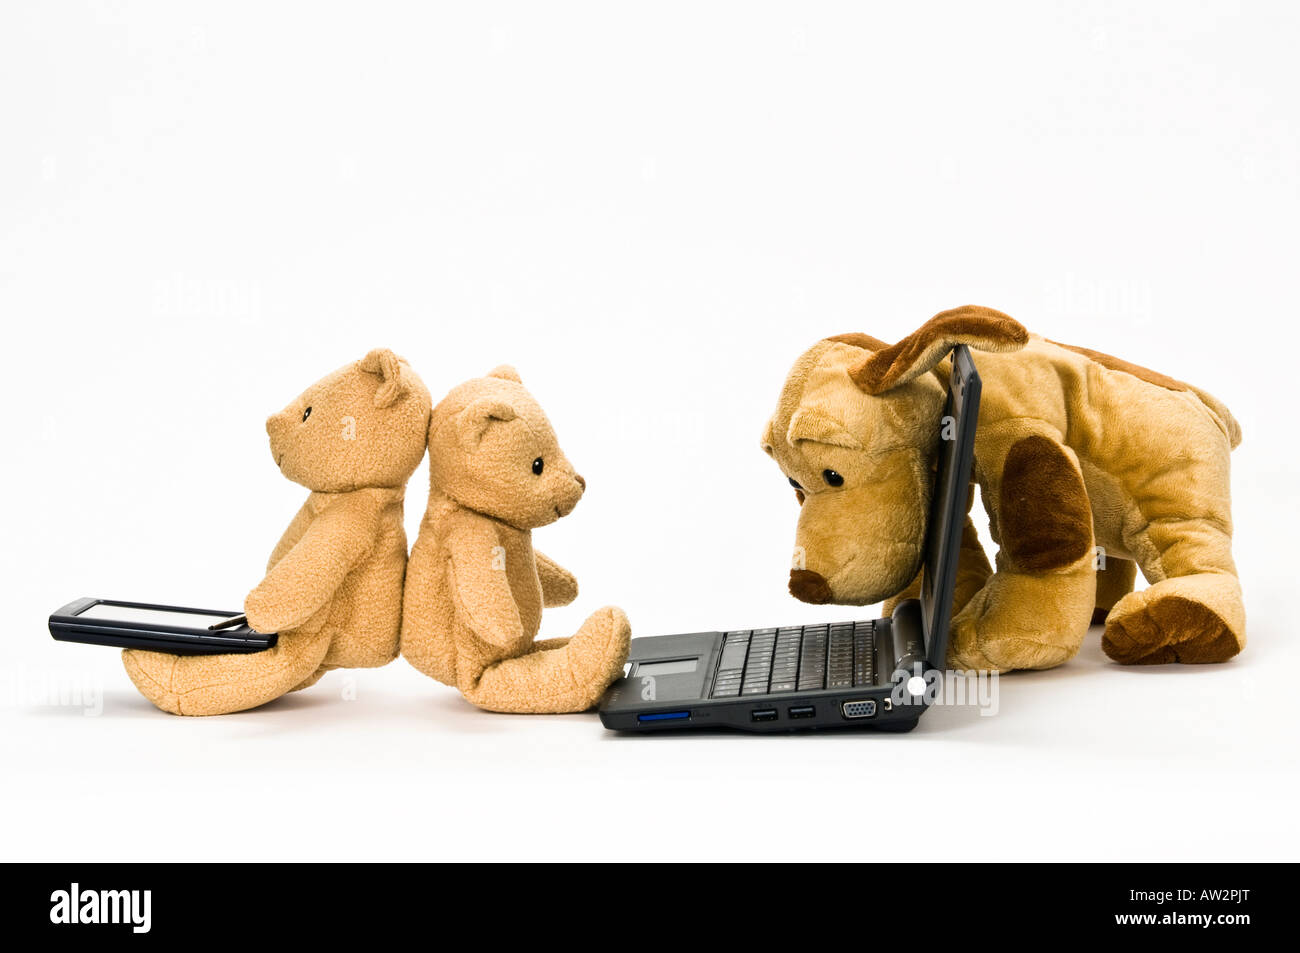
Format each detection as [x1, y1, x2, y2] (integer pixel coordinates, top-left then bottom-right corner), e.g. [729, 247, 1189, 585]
[2, 1, 1297, 862]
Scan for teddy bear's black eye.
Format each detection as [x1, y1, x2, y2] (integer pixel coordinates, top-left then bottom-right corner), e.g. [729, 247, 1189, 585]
[302, 406, 312, 423]
[823, 469, 844, 487]
[532, 457, 544, 475]
[788, 477, 801, 490]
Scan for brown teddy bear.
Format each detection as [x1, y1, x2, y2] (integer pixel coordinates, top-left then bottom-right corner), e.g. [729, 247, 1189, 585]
[400, 366, 631, 713]
[122, 349, 432, 715]
[762, 306, 1244, 672]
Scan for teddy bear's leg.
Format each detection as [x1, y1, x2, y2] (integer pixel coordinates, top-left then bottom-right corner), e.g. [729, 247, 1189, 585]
[1092, 556, 1137, 624]
[1102, 517, 1243, 664]
[948, 429, 1097, 672]
[460, 607, 631, 713]
[121, 627, 333, 716]
[290, 663, 334, 692]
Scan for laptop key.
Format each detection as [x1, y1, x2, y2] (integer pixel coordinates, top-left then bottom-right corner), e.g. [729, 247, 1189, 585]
[719, 641, 749, 672]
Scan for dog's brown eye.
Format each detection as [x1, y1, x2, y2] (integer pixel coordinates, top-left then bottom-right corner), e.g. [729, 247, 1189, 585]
[788, 477, 801, 490]
[302, 406, 312, 423]
[532, 457, 544, 475]
[822, 469, 844, 487]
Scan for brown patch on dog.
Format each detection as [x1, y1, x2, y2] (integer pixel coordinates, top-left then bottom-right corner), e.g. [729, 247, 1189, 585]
[826, 332, 889, 352]
[849, 306, 1029, 394]
[1049, 340, 1190, 393]
[998, 435, 1092, 572]
[1102, 595, 1241, 664]
[789, 569, 832, 604]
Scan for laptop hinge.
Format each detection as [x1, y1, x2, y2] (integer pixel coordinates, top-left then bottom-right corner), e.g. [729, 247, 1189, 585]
[889, 598, 929, 675]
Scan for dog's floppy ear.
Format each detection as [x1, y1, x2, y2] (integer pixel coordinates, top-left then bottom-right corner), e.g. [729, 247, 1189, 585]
[847, 306, 1028, 394]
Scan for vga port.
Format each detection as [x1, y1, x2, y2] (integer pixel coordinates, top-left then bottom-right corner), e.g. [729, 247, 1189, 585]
[841, 699, 877, 719]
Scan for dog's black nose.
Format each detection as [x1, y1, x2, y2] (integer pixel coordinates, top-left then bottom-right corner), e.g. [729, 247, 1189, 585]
[789, 569, 832, 604]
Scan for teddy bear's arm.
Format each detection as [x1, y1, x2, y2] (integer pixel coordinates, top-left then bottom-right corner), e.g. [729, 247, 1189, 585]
[534, 551, 578, 608]
[446, 518, 527, 648]
[244, 498, 377, 634]
[265, 500, 315, 572]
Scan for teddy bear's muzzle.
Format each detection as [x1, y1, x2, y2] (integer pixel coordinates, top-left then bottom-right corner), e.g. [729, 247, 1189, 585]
[789, 569, 833, 604]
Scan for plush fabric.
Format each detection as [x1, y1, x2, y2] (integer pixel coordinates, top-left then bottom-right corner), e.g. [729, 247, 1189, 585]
[122, 349, 432, 715]
[998, 434, 1094, 572]
[400, 366, 630, 713]
[762, 305, 1244, 672]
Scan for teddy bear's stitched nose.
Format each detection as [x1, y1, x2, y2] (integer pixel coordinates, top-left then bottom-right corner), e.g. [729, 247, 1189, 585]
[789, 569, 833, 604]
[575, 474, 586, 490]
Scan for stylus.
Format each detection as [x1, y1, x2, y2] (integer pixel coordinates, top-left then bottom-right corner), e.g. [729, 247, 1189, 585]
[208, 614, 247, 631]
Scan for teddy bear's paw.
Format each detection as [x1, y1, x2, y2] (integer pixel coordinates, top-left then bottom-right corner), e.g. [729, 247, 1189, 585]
[977, 626, 1077, 672]
[122, 650, 183, 714]
[565, 607, 632, 695]
[946, 572, 1090, 672]
[1102, 575, 1244, 665]
[544, 571, 579, 609]
[946, 613, 1001, 672]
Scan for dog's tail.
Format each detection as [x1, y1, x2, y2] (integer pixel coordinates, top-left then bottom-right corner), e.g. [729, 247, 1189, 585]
[1189, 386, 1242, 449]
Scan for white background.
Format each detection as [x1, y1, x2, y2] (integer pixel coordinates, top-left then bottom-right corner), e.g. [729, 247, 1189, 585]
[2, 1, 1297, 861]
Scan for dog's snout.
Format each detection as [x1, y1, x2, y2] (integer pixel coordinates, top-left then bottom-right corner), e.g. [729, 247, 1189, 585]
[789, 569, 833, 605]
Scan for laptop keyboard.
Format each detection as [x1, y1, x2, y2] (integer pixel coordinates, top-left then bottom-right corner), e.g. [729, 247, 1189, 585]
[710, 621, 877, 698]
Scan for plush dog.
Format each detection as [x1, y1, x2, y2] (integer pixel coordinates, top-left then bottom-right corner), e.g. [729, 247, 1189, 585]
[400, 366, 630, 713]
[762, 306, 1244, 671]
[123, 349, 432, 715]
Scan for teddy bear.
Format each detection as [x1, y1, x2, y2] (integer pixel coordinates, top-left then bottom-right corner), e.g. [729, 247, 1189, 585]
[400, 366, 631, 713]
[761, 305, 1244, 672]
[122, 348, 432, 715]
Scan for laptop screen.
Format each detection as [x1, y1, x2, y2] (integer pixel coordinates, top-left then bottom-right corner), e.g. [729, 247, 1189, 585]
[918, 345, 981, 670]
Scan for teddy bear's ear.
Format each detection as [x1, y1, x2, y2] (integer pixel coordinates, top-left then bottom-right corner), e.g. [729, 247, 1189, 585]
[786, 407, 863, 450]
[358, 348, 411, 408]
[487, 365, 522, 383]
[456, 397, 518, 447]
[846, 306, 1028, 395]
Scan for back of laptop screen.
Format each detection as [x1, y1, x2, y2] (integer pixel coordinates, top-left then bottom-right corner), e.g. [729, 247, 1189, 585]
[918, 349, 980, 667]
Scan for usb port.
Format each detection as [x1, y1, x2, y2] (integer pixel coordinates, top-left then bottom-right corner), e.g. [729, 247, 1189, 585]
[750, 709, 778, 723]
[788, 706, 816, 719]
[638, 710, 690, 722]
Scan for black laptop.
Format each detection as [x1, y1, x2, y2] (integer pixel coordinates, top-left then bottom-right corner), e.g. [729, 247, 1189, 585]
[598, 344, 980, 733]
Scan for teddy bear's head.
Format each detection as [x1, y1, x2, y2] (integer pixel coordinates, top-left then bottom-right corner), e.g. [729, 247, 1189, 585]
[427, 366, 586, 530]
[265, 348, 432, 492]
[762, 306, 1027, 606]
